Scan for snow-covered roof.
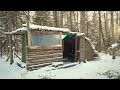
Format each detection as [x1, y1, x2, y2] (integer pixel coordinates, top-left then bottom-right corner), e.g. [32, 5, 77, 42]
[4, 29, 27, 34]
[22, 24, 70, 33]
[3, 24, 70, 35]
[69, 32, 85, 36]
[85, 37, 95, 50]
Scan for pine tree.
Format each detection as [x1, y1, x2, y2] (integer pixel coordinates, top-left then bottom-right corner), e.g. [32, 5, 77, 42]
[33, 11, 50, 26]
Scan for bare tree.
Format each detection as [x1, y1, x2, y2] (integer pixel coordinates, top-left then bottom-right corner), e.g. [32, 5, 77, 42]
[110, 11, 115, 44]
[104, 11, 110, 49]
[77, 11, 79, 32]
[59, 11, 64, 28]
[80, 11, 86, 33]
[98, 11, 106, 52]
[53, 11, 59, 27]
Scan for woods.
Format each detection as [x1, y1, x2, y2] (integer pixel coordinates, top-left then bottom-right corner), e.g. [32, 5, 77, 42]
[32, 11, 120, 52]
[1, 11, 120, 64]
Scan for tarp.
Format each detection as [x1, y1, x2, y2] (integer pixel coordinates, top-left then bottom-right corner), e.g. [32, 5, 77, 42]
[63, 34, 74, 41]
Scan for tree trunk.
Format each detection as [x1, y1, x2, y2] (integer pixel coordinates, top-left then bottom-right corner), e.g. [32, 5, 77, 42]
[104, 12, 109, 49]
[77, 11, 79, 32]
[86, 21, 89, 37]
[53, 11, 59, 27]
[116, 11, 119, 39]
[98, 11, 102, 52]
[110, 11, 114, 44]
[10, 35, 13, 65]
[6, 35, 9, 56]
[60, 11, 64, 28]
[70, 11, 73, 31]
[112, 49, 116, 59]
[119, 12, 120, 26]
[80, 11, 85, 33]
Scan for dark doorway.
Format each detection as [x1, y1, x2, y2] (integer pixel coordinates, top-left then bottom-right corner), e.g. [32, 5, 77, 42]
[63, 34, 76, 62]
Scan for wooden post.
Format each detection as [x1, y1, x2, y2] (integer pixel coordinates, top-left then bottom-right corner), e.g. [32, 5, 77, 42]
[26, 11, 31, 48]
[6, 35, 9, 57]
[62, 40, 64, 58]
[22, 34, 26, 63]
[60, 32, 62, 45]
[0, 37, 2, 58]
[10, 34, 14, 65]
[75, 36, 78, 62]
[16, 35, 18, 54]
[27, 31, 31, 47]
[79, 35, 86, 63]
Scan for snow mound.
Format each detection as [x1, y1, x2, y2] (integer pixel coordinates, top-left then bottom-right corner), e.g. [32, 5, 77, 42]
[112, 43, 119, 48]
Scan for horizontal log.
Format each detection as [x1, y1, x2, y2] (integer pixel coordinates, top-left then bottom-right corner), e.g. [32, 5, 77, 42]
[27, 53, 62, 59]
[57, 63, 77, 69]
[26, 57, 64, 66]
[27, 51, 63, 56]
[27, 49, 62, 52]
[28, 63, 52, 69]
[28, 57, 63, 63]
[28, 46, 62, 50]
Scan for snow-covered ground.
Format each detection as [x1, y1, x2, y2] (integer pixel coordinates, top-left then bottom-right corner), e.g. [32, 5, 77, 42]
[0, 53, 120, 79]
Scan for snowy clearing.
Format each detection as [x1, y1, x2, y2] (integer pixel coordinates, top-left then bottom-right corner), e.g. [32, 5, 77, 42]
[0, 53, 120, 79]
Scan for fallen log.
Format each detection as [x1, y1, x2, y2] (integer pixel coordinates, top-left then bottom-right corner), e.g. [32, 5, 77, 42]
[57, 63, 77, 69]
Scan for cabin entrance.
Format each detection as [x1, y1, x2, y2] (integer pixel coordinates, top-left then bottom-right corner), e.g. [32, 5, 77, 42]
[63, 34, 80, 62]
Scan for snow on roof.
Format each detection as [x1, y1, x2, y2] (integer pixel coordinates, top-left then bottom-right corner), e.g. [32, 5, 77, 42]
[85, 37, 95, 50]
[69, 32, 85, 36]
[22, 24, 70, 33]
[3, 24, 70, 35]
[4, 28, 27, 35]
[111, 43, 119, 49]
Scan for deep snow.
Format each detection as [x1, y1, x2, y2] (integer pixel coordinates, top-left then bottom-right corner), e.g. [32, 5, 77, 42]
[0, 53, 120, 79]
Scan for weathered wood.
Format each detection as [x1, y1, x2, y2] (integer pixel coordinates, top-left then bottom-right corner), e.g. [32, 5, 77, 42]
[27, 31, 31, 48]
[79, 35, 86, 62]
[16, 36, 18, 54]
[22, 34, 26, 63]
[27, 53, 62, 59]
[27, 51, 62, 56]
[0, 38, 2, 58]
[60, 32, 62, 45]
[29, 46, 62, 50]
[14, 52, 21, 60]
[27, 57, 63, 66]
[27, 49, 62, 53]
[31, 30, 60, 35]
[28, 57, 63, 62]
[6, 55, 10, 62]
[52, 63, 63, 67]
[57, 63, 77, 69]
[74, 36, 78, 61]
[85, 39, 94, 61]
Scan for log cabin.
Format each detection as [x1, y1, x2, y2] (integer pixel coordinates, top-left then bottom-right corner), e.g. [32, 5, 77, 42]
[3, 24, 70, 70]
[3, 24, 98, 70]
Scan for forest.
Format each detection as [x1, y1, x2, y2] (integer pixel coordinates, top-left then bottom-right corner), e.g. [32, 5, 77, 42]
[0, 11, 120, 52]
[0, 11, 120, 79]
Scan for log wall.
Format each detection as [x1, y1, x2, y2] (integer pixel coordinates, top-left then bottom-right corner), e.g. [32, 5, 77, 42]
[26, 46, 63, 71]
